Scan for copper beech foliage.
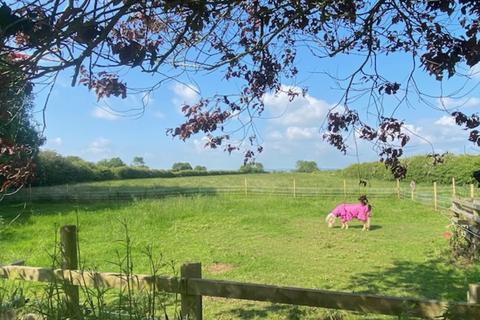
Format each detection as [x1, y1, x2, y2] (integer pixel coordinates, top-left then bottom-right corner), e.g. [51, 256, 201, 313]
[1, 0, 480, 189]
[0, 139, 36, 192]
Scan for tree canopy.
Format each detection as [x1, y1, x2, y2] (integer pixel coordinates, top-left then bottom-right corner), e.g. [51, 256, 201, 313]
[1, 0, 480, 189]
[0, 57, 43, 194]
[194, 165, 207, 171]
[240, 162, 264, 173]
[132, 156, 147, 167]
[296, 160, 319, 173]
[172, 162, 193, 171]
[97, 157, 126, 168]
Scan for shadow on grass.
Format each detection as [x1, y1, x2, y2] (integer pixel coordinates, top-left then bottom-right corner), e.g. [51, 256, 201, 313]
[331, 225, 382, 231]
[215, 302, 351, 319]
[0, 185, 216, 244]
[0, 185, 218, 219]
[346, 258, 480, 301]
[216, 303, 307, 320]
[2, 185, 219, 203]
[0, 201, 129, 245]
[213, 258, 480, 319]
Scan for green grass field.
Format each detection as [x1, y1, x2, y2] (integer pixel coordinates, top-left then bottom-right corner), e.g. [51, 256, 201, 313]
[1, 173, 479, 320]
[11, 172, 475, 207]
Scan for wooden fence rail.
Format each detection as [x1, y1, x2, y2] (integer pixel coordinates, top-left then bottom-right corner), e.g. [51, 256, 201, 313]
[1, 225, 480, 319]
[6, 186, 400, 202]
[3, 178, 476, 207]
[451, 198, 480, 260]
[1, 264, 480, 319]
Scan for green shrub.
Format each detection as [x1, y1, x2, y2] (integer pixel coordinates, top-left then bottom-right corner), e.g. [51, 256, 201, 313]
[113, 166, 155, 180]
[343, 154, 480, 185]
[239, 163, 265, 173]
[295, 160, 319, 173]
[33, 151, 248, 186]
[172, 162, 192, 171]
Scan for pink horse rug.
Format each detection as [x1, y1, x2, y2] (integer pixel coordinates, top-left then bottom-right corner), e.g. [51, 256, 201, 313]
[331, 203, 370, 223]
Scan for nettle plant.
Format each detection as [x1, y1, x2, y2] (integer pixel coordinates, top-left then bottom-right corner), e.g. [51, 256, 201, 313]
[1, 0, 480, 190]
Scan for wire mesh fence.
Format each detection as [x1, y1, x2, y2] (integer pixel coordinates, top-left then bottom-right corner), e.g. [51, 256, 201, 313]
[3, 177, 478, 205]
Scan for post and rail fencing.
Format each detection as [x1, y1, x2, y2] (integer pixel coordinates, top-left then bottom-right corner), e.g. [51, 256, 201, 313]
[402, 179, 477, 212]
[1, 225, 480, 319]
[450, 198, 480, 261]
[2, 178, 437, 202]
[2, 175, 476, 206]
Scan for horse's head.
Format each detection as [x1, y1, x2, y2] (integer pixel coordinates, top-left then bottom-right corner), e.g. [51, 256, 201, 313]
[358, 194, 369, 205]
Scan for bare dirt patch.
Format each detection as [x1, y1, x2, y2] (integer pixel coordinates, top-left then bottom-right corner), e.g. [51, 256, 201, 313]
[206, 263, 234, 275]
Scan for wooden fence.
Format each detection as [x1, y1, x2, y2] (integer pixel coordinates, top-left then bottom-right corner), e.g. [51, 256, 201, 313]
[6, 184, 401, 202]
[451, 198, 480, 260]
[404, 179, 477, 211]
[3, 176, 476, 208]
[1, 225, 480, 319]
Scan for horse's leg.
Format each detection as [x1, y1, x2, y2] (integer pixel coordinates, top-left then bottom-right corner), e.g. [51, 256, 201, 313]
[363, 218, 370, 231]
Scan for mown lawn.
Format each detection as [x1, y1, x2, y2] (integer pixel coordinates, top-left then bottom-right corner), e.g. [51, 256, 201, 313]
[1, 193, 478, 319]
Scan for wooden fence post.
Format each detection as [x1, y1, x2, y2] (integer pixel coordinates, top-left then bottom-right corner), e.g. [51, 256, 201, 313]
[181, 262, 202, 320]
[468, 284, 480, 304]
[244, 177, 248, 196]
[343, 179, 346, 199]
[293, 179, 296, 198]
[452, 177, 456, 197]
[471, 184, 475, 199]
[396, 179, 400, 199]
[60, 225, 80, 318]
[433, 182, 438, 211]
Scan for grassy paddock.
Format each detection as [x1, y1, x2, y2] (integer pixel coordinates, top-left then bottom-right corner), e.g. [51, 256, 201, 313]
[10, 172, 476, 205]
[1, 193, 479, 319]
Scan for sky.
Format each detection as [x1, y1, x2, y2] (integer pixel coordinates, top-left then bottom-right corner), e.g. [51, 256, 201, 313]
[34, 47, 480, 171]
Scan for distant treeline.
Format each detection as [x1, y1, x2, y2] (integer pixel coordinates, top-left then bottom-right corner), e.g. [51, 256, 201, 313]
[33, 151, 265, 186]
[343, 154, 480, 185]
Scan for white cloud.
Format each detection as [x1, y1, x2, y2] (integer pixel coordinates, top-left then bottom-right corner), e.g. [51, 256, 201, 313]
[403, 124, 432, 145]
[402, 116, 470, 153]
[403, 123, 423, 135]
[264, 86, 331, 127]
[464, 97, 480, 108]
[87, 137, 111, 155]
[434, 115, 456, 126]
[260, 86, 475, 167]
[438, 96, 480, 109]
[193, 136, 210, 153]
[140, 92, 154, 105]
[266, 130, 283, 140]
[51, 137, 63, 146]
[153, 111, 165, 119]
[92, 107, 120, 120]
[285, 127, 318, 140]
[262, 86, 331, 145]
[470, 63, 480, 78]
[171, 83, 200, 111]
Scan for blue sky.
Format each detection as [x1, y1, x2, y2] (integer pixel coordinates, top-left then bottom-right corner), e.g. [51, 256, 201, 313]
[34, 49, 480, 171]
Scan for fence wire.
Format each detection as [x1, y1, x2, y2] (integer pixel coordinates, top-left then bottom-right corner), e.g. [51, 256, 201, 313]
[403, 189, 480, 241]
[5, 180, 480, 239]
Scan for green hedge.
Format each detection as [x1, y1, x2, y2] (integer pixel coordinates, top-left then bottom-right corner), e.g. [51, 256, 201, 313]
[343, 154, 480, 185]
[33, 151, 247, 186]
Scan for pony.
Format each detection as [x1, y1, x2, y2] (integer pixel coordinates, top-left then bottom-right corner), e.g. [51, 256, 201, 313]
[325, 195, 372, 231]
